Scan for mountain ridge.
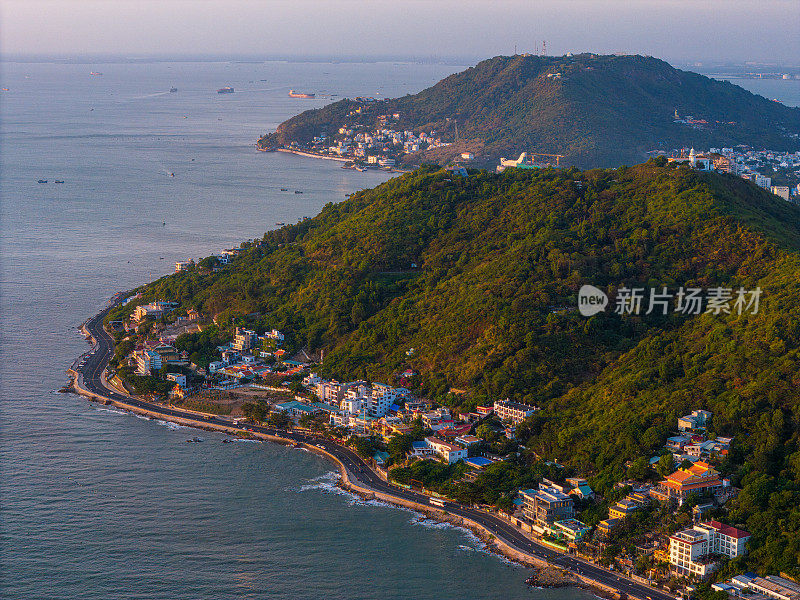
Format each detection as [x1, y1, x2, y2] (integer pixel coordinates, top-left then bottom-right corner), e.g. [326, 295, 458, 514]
[258, 53, 800, 167]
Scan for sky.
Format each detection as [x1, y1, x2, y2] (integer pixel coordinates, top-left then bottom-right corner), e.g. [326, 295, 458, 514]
[1, 0, 798, 65]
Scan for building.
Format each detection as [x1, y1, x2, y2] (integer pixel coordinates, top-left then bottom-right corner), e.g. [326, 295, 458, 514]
[547, 519, 591, 542]
[609, 498, 640, 519]
[232, 327, 257, 352]
[133, 301, 174, 322]
[748, 576, 800, 600]
[455, 435, 481, 447]
[166, 373, 187, 388]
[425, 436, 467, 464]
[274, 400, 317, 418]
[678, 409, 712, 431]
[410, 440, 434, 458]
[668, 521, 750, 578]
[651, 461, 723, 505]
[136, 349, 162, 375]
[597, 518, 622, 535]
[175, 260, 193, 272]
[263, 329, 284, 346]
[520, 484, 574, 525]
[771, 186, 791, 201]
[493, 399, 537, 424]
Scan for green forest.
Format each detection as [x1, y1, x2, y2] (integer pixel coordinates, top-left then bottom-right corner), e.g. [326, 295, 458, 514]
[130, 161, 800, 575]
[258, 53, 800, 167]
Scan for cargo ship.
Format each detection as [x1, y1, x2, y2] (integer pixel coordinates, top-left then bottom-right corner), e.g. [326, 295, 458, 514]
[217, 86, 234, 94]
[288, 90, 315, 99]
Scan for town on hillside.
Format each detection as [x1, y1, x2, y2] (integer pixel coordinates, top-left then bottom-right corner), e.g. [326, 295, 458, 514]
[102, 293, 795, 597]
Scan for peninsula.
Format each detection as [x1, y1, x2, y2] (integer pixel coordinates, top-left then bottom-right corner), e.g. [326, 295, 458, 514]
[257, 53, 800, 168]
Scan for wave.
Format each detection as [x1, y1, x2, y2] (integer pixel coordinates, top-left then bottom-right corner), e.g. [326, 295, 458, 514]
[231, 438, 262, 443]
[92, 406, 128, 416]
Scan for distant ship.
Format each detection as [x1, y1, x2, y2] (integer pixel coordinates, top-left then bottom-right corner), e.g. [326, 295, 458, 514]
[170, 87, 178, 93]
[55, 180, 65, 184]
[37, 179, 47, 184]
[289, 90, 315, 99]
[217, 86, 234, 94]
[89, 72, 103, 76]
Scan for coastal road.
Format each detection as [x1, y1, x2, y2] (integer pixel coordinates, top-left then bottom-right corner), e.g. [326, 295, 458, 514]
[73, 304, 673, 600]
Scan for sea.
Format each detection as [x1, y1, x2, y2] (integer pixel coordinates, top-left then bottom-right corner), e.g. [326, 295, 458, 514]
[1, 59, 797, 600]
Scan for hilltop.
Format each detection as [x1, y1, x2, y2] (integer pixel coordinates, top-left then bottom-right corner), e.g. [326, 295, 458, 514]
[129, 162, 800, 574]
[258, 53, 800, 168]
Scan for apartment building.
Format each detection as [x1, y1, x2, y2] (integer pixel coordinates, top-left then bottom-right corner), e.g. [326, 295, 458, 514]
[493, 399, 538, 424]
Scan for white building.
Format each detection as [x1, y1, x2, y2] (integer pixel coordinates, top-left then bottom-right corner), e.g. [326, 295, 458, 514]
[136, 350, 162, 375]
[175, 260, 193, 272]
[231, 328, 257, 352]
[771, 186, 791, 200]
[493, 399, 538, 424]
[166, 373, 187, 388]
[425, 436, 467, 464]
[668, 521, 750, 578]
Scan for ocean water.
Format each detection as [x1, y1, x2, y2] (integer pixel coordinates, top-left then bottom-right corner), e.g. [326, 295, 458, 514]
[2, 60, 796, 599]
[0, 60, 595, 600]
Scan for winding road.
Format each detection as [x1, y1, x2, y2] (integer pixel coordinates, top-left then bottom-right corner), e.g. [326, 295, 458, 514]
[72, 301, 674, 600]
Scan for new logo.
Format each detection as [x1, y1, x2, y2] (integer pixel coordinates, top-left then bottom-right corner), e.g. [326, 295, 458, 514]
[578, 285, 608, 316]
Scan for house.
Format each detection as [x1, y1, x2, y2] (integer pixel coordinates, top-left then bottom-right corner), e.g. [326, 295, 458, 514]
[274, 401, 317, 417]
[668, 521, 750, 579]
[609, 499, 641, 519]
[651, 461, 723, 505]
[455, 435, 481, 447]
[232, 327, 257, 352]
[133, 301, 175, 322]
[493, 399, 537, 424]
[166, 373, 187, 388]
[425, 436, 467, 464]
[520, 484, 574, 525]
[410, 440, 434, 458]
[597, 518, 622, 535]
[565, 477, 594, 499]
[463, 456, 494, 469]
[547, 519, 591, 542]
[678, 409, 712, 431]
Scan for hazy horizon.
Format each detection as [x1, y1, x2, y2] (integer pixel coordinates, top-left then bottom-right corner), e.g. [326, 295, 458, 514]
[1, 0, 798, 67]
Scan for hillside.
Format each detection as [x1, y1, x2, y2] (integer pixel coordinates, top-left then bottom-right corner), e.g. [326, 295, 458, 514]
[132, 162, 800, 574]
[258, 53, 800, 168]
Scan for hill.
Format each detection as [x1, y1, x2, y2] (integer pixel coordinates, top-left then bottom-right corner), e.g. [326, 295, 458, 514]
[257, 53, 800, 168]
[130, 162, 800, 574]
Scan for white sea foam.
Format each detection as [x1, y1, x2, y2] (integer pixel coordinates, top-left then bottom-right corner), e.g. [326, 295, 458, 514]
[298, 473, 517, 566]
[92, 406, 127, 416]
[231, 438, 262, 443]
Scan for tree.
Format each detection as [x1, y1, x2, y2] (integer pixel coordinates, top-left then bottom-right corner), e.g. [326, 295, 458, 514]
[388, 434, 412, 463]
[628, 457, 650, 481]
[267, 411, 290, 429]
[656, 453, 674, 478]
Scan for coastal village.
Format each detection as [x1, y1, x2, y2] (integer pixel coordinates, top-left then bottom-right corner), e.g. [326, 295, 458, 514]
[99, 290, 800, 600]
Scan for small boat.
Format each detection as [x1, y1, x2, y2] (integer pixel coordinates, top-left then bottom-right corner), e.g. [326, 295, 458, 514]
[55, 180, 65, 184]
[289, 90, 315, 99]
[217, 86, 234, 94]
[280, 188, 287, 191]
[187, 437, 203, 443]
[222, 438, 233, 443]
[38, 179, 47, 184]
[294, 190, 303, 194]
[170, 87, 178, 93]
[1, 88, 9, 92]
[168, 172, 174, 177]
[89, 72, 103, 76]
[275, 222, 285, 226]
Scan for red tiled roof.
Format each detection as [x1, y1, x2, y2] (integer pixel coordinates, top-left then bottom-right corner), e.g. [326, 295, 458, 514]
[705, 520, 750, 539]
